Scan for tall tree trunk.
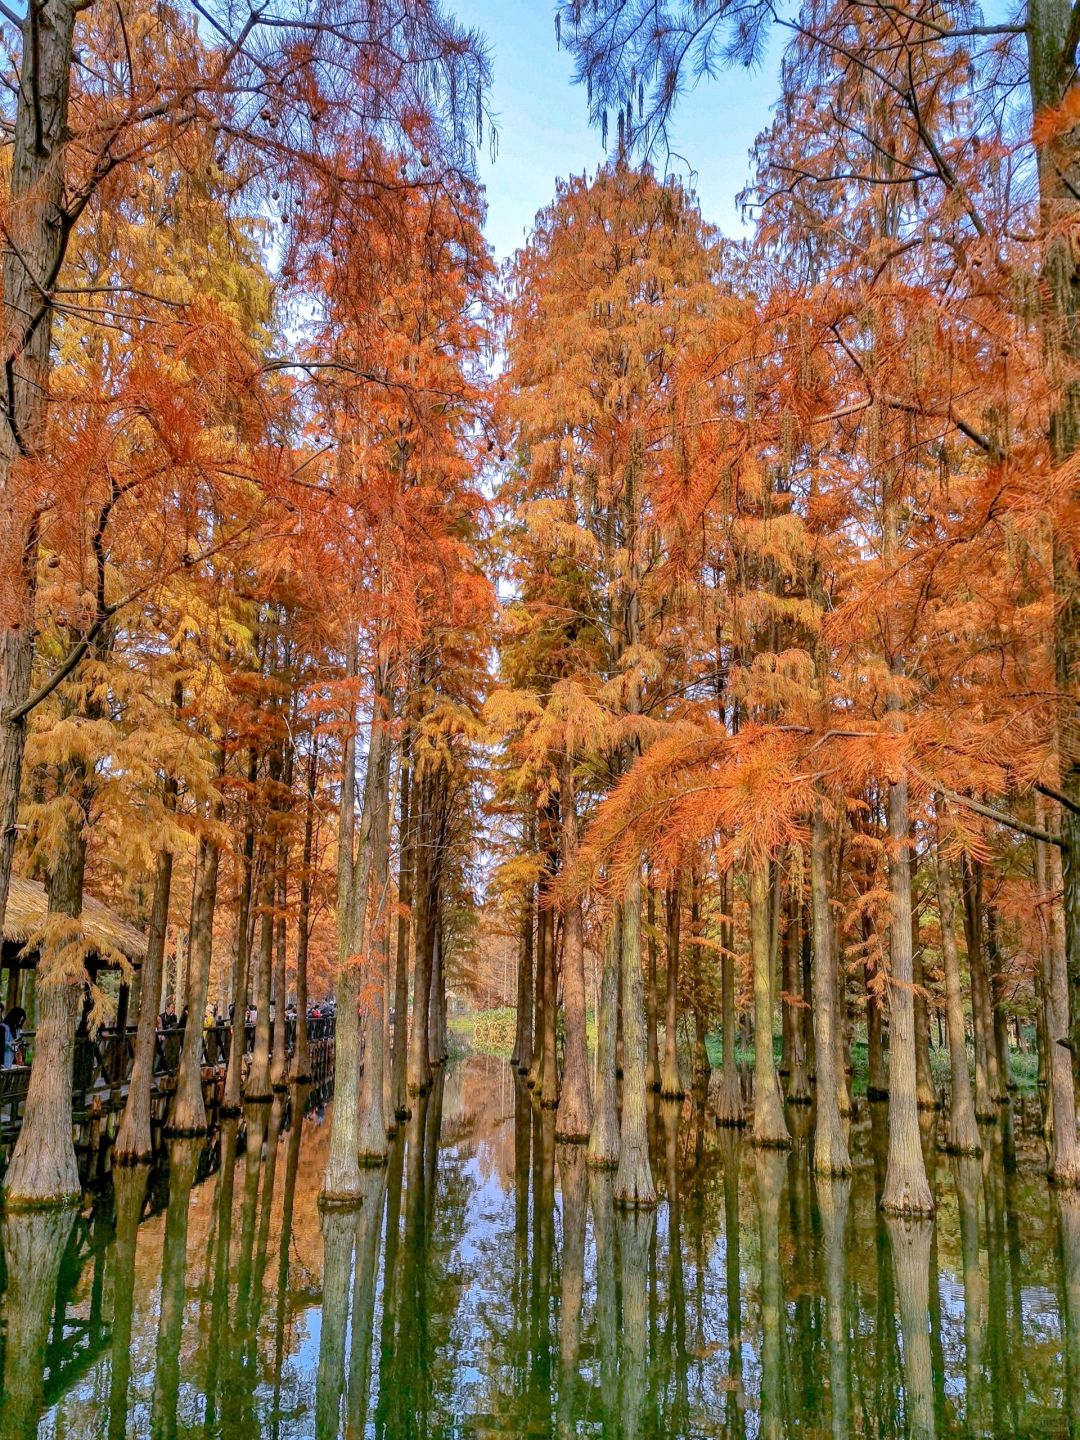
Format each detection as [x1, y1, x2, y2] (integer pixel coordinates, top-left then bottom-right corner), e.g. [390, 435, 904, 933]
[713, 867, 743, 1125]
[527, 871, 547, 1093]
[223, 749, 257, 1114]
[660, 881, 684, 1097]
[245, 854, 275, 1104]
[587, 913, 620, 1169]
[324, 665, 391, 1198]
[291, 738, 318, 1084]
[1040, 798, 1080, 1184]
[556, 751, 592, 1140]
[1027, 0, 1080, 1086]
[390, 739, 413, 1112]
[270, 822, 291, 1092]
[811, 798, 850, 1175]
[115, 834, 174, 1161]
[750, 861, 789, 1148]
[168, 789, 223, 1134]
[613, 872, 656, 1206]
[407, 772, 435, 1097]
[933, 814, 981, 1156]
[645, 881, 660, 1091]
[912, 907, 938, 1111]
[784, 878, 810, 1103]
[881, 762, 934, 1216]
[0, 0, 78, 941]
[4, 754, 87, 1206]
[357, 684, 392, 1164]
[961, 856, 997, 1120]
[513, 870, 534, 1076]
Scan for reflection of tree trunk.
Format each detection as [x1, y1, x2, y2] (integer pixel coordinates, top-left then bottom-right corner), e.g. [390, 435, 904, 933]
[358, 713, 392, 1165]
[108, 1165, 149, 1440]
[556, 1143, 587, 1436]
[614, 872, 657, 1205]
[755, 1150, 787, 1440]
[374, 1125, 407, 1439]
[272, 1097, 306, 1424]
[203, 1118, 239, 1431]
[885, 1216, 936, 1440]
[249, 1096, 285, 1353]
[616, 1207, 654, 1440]
[151, 1140, 201, 1440]
[346, 1167, 388, 1437]
[934, 823, 981, 1155]
[953, 1155, 986, 1432]
[292, 744, 318, 1084]
[751, 863, 789, 1148]
[315, 1207, 356, 1439]
[391, 738, 414, 1112]
[588, 915, 620, 1168]
[528, 872, 547, 1095]
[717, 1130, 745, 1437]
[1056, 1192, 1080, 1435]
[0, 1208, 75, 1440]
[590, 1169, 618, 1433]
[408, 774, 435, 1099]
[818, 1176, 850, 1440]
[662, 1100, 688, 1430]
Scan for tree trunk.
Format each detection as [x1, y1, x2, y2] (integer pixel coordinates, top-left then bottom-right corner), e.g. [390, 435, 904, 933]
[0, 0, 78, 942]
[556, 751, 592, 1141]
[811, 798, 850, 1175]
[961, 856, 997, 1121]
[912, 907, 938, 1111]
[291, 739, 318, 1084]
[587, 914, 620, 1169]
[712, 868, 743, 1125]
[390, 741, 413, 1112]
[1027, 0, 1080, 1090]
[539, 895, 558, 1108]
[645, 881, 660, 1091]
[4, 752, 88, 1206]
[934, 816, 981, 1156]
[357, 690, 392, 1165]
[750, 861, 790, 1148]
[881, 763, 934, 1216]
[1040, 800, 1080, 1184]
[168, 806, 222, 1134]
[270, 848, 290, 1092]
[784, 879, 810, 1103]
[867, 949, 889, 1101]
[613, 872, 656, 1206]
[223, 750, 257, 1113]
[245, 857, 275, 1103]
[115, 843, 173, 1161]
[407, 772, 434, 1097]
[527, 871, 547, 1093]
[513, 839, 534, 1076]
[660, 881, 684, 1097]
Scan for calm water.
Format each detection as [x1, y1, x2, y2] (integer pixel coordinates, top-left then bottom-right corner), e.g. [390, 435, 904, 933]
[0, 1055, 1077, 1438]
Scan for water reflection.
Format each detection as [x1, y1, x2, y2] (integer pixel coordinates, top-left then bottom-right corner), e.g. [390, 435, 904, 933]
[0, 1058, 1074, 1437]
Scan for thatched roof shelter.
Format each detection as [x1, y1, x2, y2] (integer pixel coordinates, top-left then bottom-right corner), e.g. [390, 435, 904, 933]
[2, 875, 147, 968]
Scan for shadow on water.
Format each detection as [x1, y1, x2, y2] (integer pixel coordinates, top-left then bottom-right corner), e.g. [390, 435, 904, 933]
[0, 1055, 1076, 1437]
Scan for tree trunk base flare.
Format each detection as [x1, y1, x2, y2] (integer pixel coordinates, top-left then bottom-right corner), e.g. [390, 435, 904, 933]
[613, 1155, 658, 1207]
[1049, 1149, 1080, 1187]
[659, 1062, 685, 1100]
[916, 1088, 941, 1112]
[867, 1084, 890, 1102]
[244, 1091, 274, 1105]
[555, 1076, 592, 1142]
[710, 1066, 745, 1127]
[291, 1072, 312, 1085]
[812, 1133, 853, 1177]
[786, 1062, 812, 1105]
[219, 1103, 243, 1119]
[943, 1104, 983, 1156]
[162, 1121, 211, 1138]
[751, 1075, 791, 1149]
[3, 981, 82, 1209]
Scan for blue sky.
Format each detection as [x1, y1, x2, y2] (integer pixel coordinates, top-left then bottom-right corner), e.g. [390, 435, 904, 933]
[453, 0, 783, 265]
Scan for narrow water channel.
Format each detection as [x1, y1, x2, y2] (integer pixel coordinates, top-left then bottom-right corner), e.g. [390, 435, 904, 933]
[0, 1054, 1074, 1437]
